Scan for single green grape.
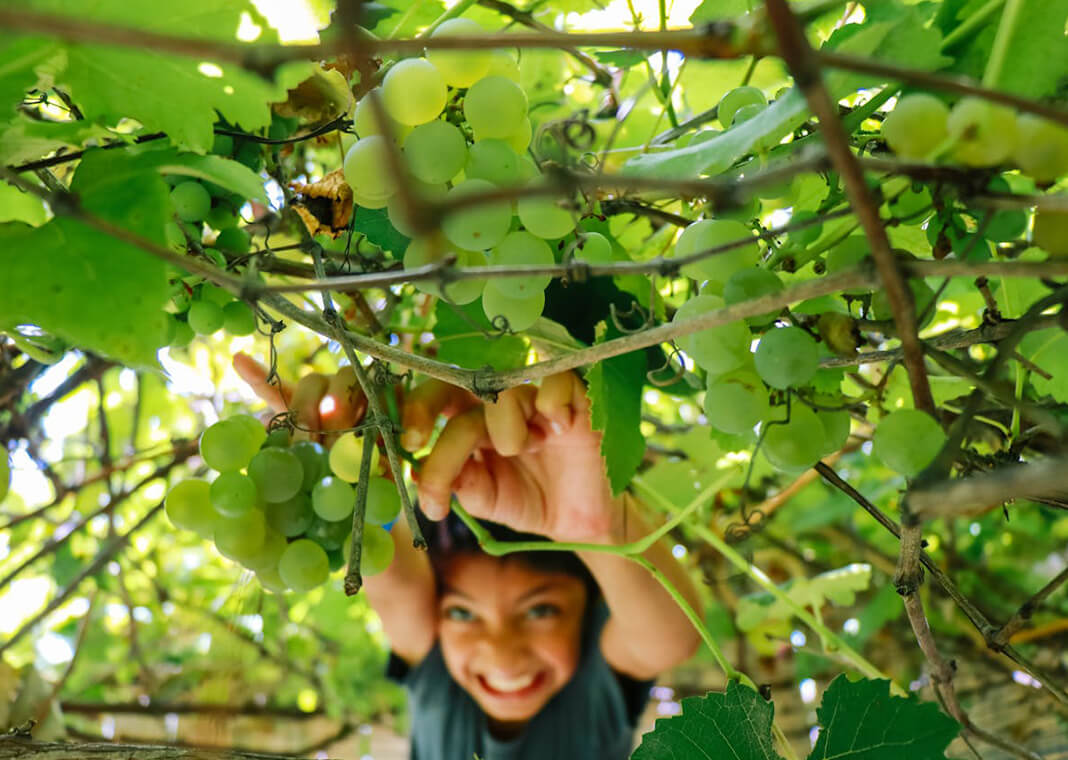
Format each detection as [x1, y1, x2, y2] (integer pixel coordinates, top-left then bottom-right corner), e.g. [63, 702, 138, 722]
[485, 50, 520, 82]
[349, 524, 395, 576]
[312, 476, 355, 521]
[403, 120, 468, 184]
[489, 231, 554, 299]
[214, 509, 267, 563]
[278, 539, 330, 592]
[872, 409, 946, 477]
[244, 528, 286, 573]
[730, 103, 765, 127]
[517, 193, 576, 240]
[762, 405, 825, 471]
[947, 97, 1018, 167]
[214, 227, 250, 254]
[365, 476, 402, 525]
[1013, 114, 1068, 183]
[248, 447, 304, 503]
[817, 407, 852, 455]
[352, 90, 411, 142]
[673, 219, 760, 289]
[344, 135, 399, 200]
[672, 295, 752, 377]
[754, 327, 820, 390]
[329, 433, 379, 483]
[504, 118, 533, 153]
[383, 59, 447, 126]
[571, 233, 613, 264]
[442, 179, 513, 251]
[723, 268, 784, 326]
[171, 181, 211, 222]
[186, 300, 224, 335]
[481, 282, 544, 332]
[388, 180, 447, 238]
[264, 492, 315, 537]
[291, 440, 327, 491]
[222, 300, 257, 336]
[718, 86, 767, 129]
[465, 139, 523, 187]
[464, 76, 528, 140]
[256, 563, 289, 593]
[703, 376, 769, 435]
[306, 516, 350, 551]
[210, 470, 258, 517]
[165, 479, 216, 537]
[426, 18, 492, 87]
[199, 418, 260, 472]
[881, 94, 949, 160]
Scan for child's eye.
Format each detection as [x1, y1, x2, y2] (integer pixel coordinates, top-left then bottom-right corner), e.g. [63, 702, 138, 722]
[526, 603, 560, 620]
[444, 605, 476, 622]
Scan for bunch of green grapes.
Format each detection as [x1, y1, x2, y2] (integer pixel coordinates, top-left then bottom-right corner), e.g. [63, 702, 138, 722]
[340, 19, 582, 334]
[164, 282, 258, 348]
[164, 418, 401, 593]
[881, 94, 1068, 181]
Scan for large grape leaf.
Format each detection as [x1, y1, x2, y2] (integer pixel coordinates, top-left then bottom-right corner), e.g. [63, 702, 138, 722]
[9, 0, 314, 153]
[586, 324, 646, 496]
[0, 148, 172, 366]
[936, 0, 1068, 99]
[810, 676, 960, 759]
[353, 206, 409, 256]
[0, 35, 63, 116]
[690, 0, 755, 23]
[433, 301, 528, 370]
[631, 680, 784, 760]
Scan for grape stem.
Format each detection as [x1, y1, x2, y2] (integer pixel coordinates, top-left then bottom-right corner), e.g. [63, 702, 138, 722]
[982, 0, 1023, 88]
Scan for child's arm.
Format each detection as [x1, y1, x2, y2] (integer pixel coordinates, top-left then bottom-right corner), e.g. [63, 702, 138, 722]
[414, 372, 704, 681]
[572, 496, 703, 681]
[363, 517, 438, 666]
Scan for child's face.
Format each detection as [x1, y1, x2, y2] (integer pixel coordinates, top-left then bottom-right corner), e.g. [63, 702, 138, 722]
[436, 553, 589, 734]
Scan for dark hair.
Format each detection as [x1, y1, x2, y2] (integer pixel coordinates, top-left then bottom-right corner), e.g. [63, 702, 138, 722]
[414, 506, 601, 602]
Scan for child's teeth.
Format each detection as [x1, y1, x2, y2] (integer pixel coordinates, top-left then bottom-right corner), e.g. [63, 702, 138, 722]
[485, 673, 535, 692]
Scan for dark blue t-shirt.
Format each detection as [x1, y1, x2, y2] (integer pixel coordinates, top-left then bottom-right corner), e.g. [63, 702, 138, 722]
[386, 599, 654, 760]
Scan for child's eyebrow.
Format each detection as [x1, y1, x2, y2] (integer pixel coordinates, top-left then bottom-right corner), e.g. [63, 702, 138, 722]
[440, 582, 563, 603]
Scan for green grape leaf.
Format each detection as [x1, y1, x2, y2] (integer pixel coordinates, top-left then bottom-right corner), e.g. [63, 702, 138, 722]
[1019, 328, 1068, 404]
[736, 563, 872, 631]
[690, 0, 755, 23]
[810, 675, 960, 759]
[352, 205, 409, 255]
[586, 325, 646, 496]
[631, 680, 784, 760]
[50, 541, 81, 588]
[523, 317, 586, 357]
[151, 150, 269, 205]
[936, 0, 1068, 99]
[366, 0, 446, 38]
[0, 117, 113, 166]
[0, 36, 64, 117]
[0, 148, 171, 366]
[17, 0, 314, 153]
[433, 301, 528, 370]
[593, 49, 649, 67]
[0, 180, 48, 225]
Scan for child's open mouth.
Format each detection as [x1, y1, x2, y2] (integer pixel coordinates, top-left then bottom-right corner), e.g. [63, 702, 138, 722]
[477, 671, 547, 699]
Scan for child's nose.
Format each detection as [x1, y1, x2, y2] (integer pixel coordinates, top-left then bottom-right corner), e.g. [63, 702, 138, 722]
[478, 630, 531, 672]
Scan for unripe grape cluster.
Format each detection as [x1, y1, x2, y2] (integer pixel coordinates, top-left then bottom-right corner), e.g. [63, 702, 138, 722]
[164, 282, 258, 349]
[165, 417, 399, 593]
[342, 19, 584, 333]
[881, 94, 1068, 181]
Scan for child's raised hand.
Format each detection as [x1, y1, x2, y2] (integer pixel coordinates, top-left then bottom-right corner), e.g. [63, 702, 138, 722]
[416, 373, 619, 544]
[232, 353, 367, 443]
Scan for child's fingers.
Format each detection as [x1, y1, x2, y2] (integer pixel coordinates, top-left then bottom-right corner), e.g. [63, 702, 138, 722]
[534, 372, 581, 430]
[232, 353, 292, 412]
[401, 379, 477, 451]
[320, 366, 365, 432]
[416, 406, 488, 520]
[290, 373, 330, 437]
[485, 385, 536, 457]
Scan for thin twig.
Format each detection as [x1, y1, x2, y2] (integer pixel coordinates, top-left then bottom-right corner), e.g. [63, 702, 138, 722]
[910, 456, 1068, 520]
[992, 566, 1068, 648]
